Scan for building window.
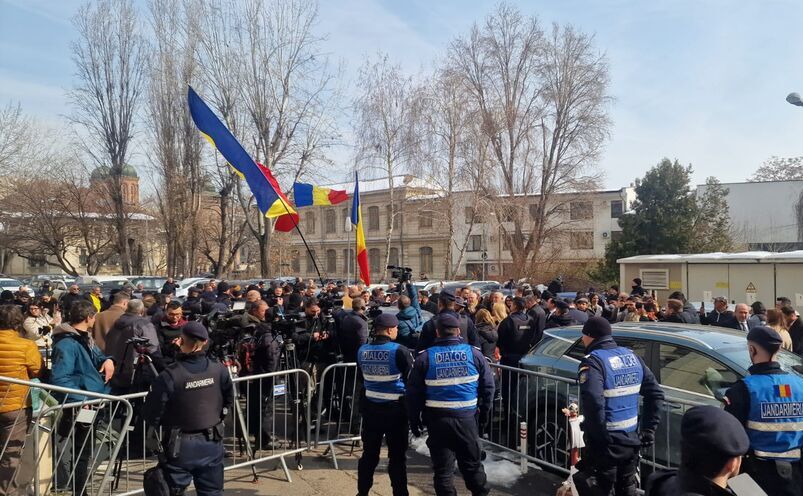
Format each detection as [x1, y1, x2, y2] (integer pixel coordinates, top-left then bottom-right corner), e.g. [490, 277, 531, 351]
[368, 206, 380, 231]
[342, 248, 355, 274]
[305, 211, 316, 234]
[610, 200, 623, 218]
[79, 248, 88, 266]
[306, 249, 317, 274]
[610, 231, 623, 242]
[325, 209, 336, 234]
[389, 247, 400, 267]
[569, 231, 594, 250]
[419, 211, 433, 229]
[529, 204, 539, 220]
[386, 206, 400, 229]
[291, 250, 301, 273]
[467, 235, 482, 252]
[570, 201, 593, 220]
[419, 246, 433, 274]
[368, 248, 381, 274]
[29, 257, 46, 269]
[342, 208, 350, 231]
[326, 249, 337, 273]
[465, 207, 474, 224]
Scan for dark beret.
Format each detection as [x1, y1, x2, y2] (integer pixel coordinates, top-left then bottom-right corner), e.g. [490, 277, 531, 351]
[438, 314, 461, 330]
[681, 406, 749, 457]
[747, 326, 783, 353]
[373, 312, 399, 329]
[554, 300, 569, 311]
[541, 290, 554, 301]
[582, 317, 612, 338]
[217, 282, 230, 293]
[182, 321, 209, 341]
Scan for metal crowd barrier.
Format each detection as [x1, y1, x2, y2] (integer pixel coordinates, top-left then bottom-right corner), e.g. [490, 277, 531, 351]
[313, 362, 361, 469]
[484, 363, 708, 476]
[0, 375, 134, 496]
[1, 368, 312, 496]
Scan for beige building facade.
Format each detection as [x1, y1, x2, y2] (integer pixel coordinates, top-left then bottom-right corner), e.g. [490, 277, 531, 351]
[284, 175, 635, 283]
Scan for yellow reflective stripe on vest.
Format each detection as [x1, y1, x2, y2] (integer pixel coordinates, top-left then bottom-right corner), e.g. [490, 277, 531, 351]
[425, 398, 478, 409]
[606, 416, 638, 430]
[424, 374, 480, 387]
[363, 373, 402, 382]
[747, 420, 803, 432]
[753, 448, 802, 459]
[602, 385, 641, 398]
[365, 390, 403, 400]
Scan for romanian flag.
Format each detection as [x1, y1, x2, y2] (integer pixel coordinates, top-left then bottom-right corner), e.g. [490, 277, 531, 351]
[775, 384, 793, 398]
[187, 86, 298, 232]
[350, 173, 370, 285]
[293, 182, 349, 208]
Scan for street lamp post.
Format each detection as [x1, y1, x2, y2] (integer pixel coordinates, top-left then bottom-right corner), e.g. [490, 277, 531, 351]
[787, 92, 803, 107]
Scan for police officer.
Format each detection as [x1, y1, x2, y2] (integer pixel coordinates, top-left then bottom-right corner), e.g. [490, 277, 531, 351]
[646, 406, 750, 496]
[415, 289, 480, 352]
[573, 317, 664, 496]
[723, 326, 803, 495]
[407, 314, 495, 496]
[356, 313, 413, 496]
[143, 321, 233, 496]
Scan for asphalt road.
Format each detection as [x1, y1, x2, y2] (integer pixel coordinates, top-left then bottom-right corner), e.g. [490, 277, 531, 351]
[219, 443, 565, 495]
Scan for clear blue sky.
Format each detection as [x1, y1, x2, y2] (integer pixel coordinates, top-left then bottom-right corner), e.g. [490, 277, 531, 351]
[2, 0, 803, 189]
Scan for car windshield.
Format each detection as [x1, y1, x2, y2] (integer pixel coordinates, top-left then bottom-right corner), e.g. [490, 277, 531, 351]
[0, 279, 22, 286]
[718, 345, 803, 377]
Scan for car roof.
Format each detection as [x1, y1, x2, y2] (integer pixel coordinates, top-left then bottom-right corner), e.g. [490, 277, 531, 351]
[542, 322, 750, 352]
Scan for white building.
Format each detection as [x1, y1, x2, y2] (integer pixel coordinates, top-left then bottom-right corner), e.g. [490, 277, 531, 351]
[696, 180, 803, 251]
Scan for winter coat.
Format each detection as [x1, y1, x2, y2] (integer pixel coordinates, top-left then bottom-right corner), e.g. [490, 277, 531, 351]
[396, 284, 423, 348]
[50, 324, 110, 401]
[0, 329, 43, 413]
[104, 313, 162, 390]
[92, 305, 126, 352]
[475, 322, 498, 360]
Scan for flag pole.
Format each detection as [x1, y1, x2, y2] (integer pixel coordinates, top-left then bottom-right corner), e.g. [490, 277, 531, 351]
[271, 190, 325, 287]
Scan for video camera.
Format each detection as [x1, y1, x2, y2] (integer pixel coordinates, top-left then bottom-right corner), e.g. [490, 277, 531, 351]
[125, 335, 151, 354]
[387, 265, 413, 284]
[38, 325, 52, 335]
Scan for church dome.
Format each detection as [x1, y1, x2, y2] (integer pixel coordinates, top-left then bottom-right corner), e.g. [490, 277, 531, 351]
[90, 165, 138, 180]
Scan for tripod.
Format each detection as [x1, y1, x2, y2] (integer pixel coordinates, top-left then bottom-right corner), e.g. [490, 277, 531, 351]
[278, 337, 308, 470]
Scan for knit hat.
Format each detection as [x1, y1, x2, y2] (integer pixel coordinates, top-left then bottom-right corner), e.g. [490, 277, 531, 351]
[582, 317, 612, 339]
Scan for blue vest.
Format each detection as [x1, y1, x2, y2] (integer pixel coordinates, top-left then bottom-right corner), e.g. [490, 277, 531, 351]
[357, 341, 405, 403]
[743, 373, 803, 461]
[424, 343, 479, 411]
[589, 347, 643, 433]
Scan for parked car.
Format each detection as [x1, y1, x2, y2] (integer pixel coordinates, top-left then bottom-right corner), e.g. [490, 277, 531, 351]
[129, 276, 168, 293]
[516, 322, 803, 471]
[175, 277, 215, 298]
[0, 277, 25, 296]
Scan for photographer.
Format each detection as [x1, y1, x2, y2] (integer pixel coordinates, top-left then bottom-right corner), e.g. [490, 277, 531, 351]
[339, 299, 369, 363]
[22, 298, 60, 347]
[105, 299, 163, 394]
[292, 298, 334, 377]
[396, 282, 422, 349]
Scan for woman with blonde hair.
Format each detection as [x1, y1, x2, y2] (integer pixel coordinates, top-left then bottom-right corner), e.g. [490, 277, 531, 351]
[474, 308, 498, 361]
[766, 308, 793, 351]
[491, 302, 508, 325]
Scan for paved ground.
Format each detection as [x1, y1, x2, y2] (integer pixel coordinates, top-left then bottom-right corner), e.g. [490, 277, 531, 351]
[219, 443, 565, 495]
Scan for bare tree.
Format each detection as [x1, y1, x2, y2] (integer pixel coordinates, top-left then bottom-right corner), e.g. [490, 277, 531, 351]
[147, 0, 205, 277]
[449, 5, 610, 274]
[0, 102, 39, 177]
[749, 156, 803, 182]
[68, 0, 146, 275]
[239, 0, 340, 276]
[353, 54, 420, 279]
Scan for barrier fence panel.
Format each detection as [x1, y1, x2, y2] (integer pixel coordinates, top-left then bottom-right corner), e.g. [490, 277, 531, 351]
[313, 362, 361, 469]
[0, 375, 134, 496]
[108, 368, 313, 496]
[483, 364, 708, 477]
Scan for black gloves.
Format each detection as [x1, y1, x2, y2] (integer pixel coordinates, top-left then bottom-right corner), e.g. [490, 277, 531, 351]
[640, 430, 655, 448]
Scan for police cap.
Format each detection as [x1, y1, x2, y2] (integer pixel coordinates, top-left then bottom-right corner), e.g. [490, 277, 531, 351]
[747, 325, 783, 354]
[582, 316, 612, 338]
[439, 288, 457, 302]
[454, 296, 466, 308]
[182, 321, 209, 341]
[373, 312, 399, 329]
[681, 406, 749, 457]
[438, 313, 461, 331]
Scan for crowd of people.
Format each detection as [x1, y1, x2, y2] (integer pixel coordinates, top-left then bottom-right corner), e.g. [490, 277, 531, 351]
[0, 274, 801, 495]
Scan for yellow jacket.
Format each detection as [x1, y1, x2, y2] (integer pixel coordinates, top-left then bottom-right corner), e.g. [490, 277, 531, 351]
[0, 329, 43, 413]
